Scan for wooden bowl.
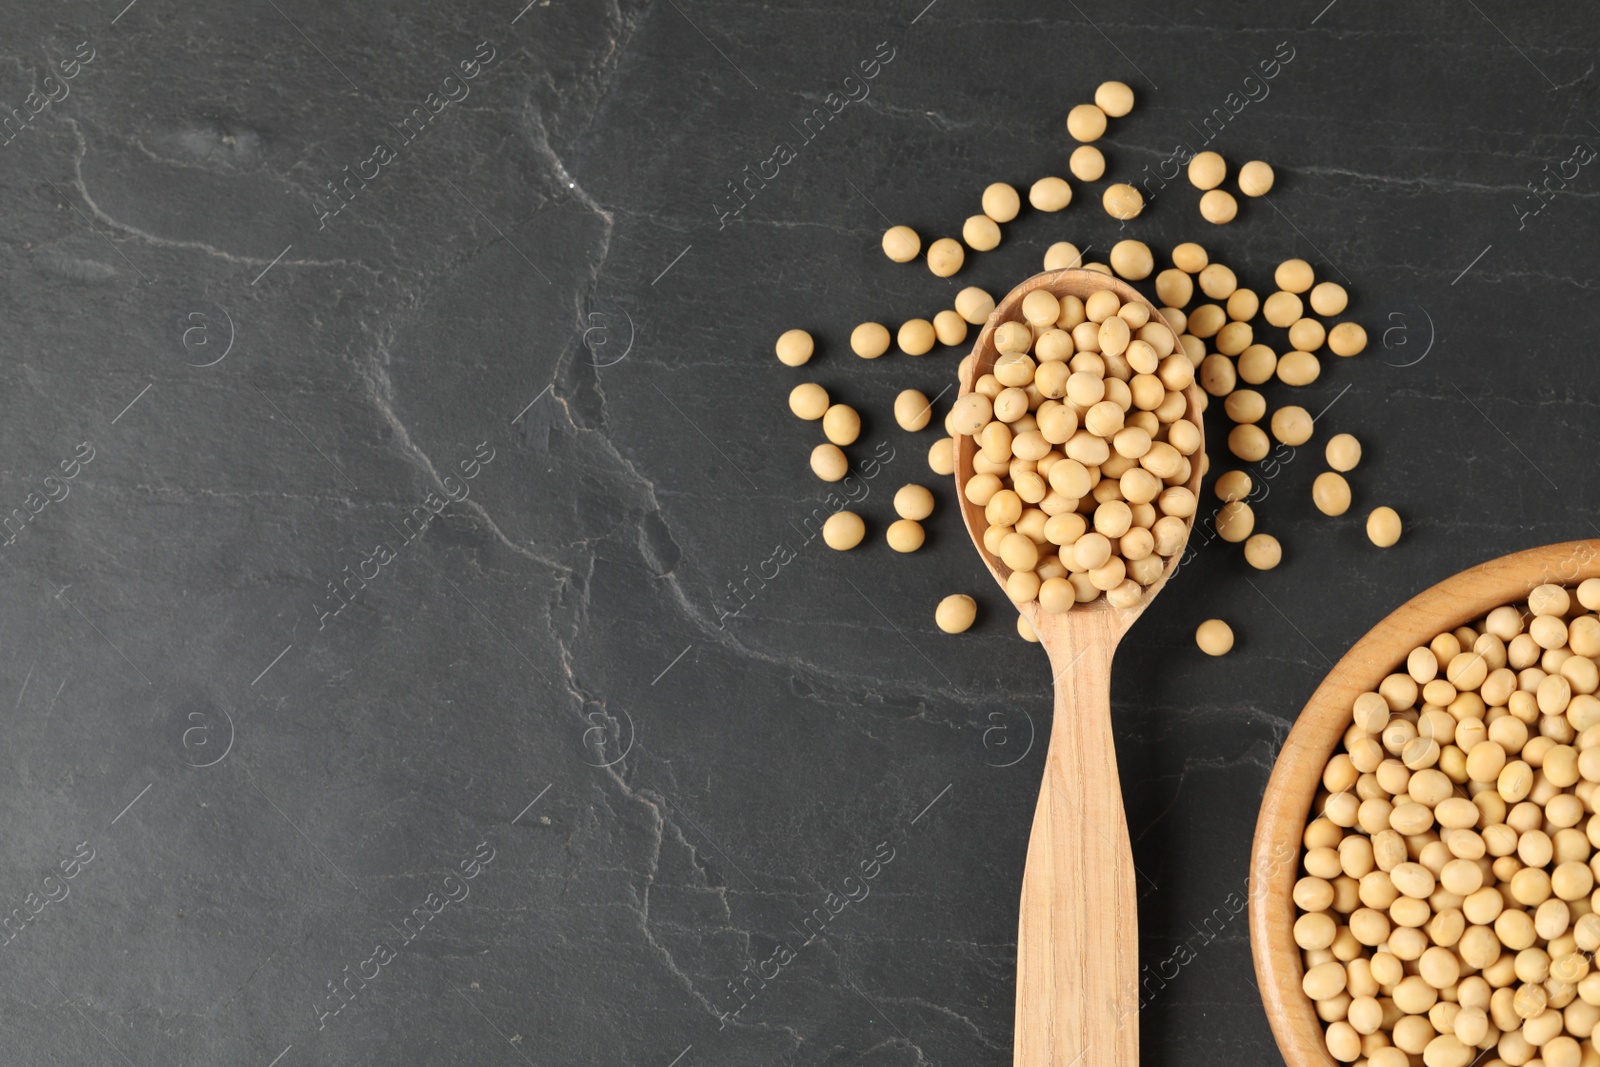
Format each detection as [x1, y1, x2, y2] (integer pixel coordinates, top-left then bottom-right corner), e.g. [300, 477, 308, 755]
[1249, 539, 1600, 1066]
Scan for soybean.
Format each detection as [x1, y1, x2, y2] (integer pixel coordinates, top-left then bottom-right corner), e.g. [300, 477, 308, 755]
[1270, 405, 1314, 446]
[935, 594, 977, 634]
[1275, 259, 1315, 294]
[1310, 281, 1348, 316]
[1215, 470, 1252, 503]
[981, 182, 1021, 223]
[790, 383, 830, 420]
[1029, 177, 1073, 212]
[963, 214, 1001, 252]
[1264, 291, 1304, 328]
[1313, 472, 1353, 517]
[1094, 80, 1134, 117]
[1326, 433, 1361, 472]
[851, 322, 891, 359]
[927, 238, 965, 277]
[934, 310, 966, 348]
[823, 404, 861, 445]
[1044, 242, 1085, 271]
[822, 511, 865, 550]
[776, 329, 815, 366]
[1289, 317, 1326, 353]
[1067, 103, 1108, 142]
[882, 226, 921, 263]
[811, 443, 849, 481]
[1188, 151, 1227, 190]
[1110, 240, 1154, 281]
[1277, 351, 1322, 386]
[1102, 184, 1144, 220]
[1069, 145, 1105, 181]
[895, 390, 934, 432]
[1367, 507, 1402, 548]
[1172, 243, 1209, 273]
[1228, 424, 1270, 462]
[1216, 501, 1255, 542]
[1238, 160, 1275, 197]
[1329, 322, 1368, 357]
[894, 484, 935, 521]
[1245, 533, 1282, 570]
[955, 287, 996, 325]
[1196, 618, 1235, 656]
[887, 518, 926, 552]
[1200, 190, 1238, 224]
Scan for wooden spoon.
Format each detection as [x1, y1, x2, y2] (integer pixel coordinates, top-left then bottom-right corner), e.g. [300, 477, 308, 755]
[1249, 539, 1600, 1067]
[953, 269, 1206, 1067]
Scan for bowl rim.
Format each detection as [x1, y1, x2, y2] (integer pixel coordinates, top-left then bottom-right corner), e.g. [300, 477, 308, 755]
[1248, 538, 1600, 1067]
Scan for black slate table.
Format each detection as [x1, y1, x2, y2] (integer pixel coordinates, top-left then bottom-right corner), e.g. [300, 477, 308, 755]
[1, 2, 1595, 1064]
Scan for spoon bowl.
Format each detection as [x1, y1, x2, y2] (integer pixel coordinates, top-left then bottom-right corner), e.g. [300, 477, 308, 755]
[954, 268, 1206, 1067]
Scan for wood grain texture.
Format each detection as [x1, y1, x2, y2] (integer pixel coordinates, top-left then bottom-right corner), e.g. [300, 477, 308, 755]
[1014, 620, 1134, 1067]
[952, 269, 1206, 1067]
[1248, 540, 1600, 1067]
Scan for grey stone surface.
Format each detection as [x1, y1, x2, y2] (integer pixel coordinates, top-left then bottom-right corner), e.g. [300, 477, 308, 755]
[0, 1, 1596, 1064]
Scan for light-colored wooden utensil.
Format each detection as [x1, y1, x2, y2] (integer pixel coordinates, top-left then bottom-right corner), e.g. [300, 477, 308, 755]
[954, 269, 1206, 1067]
[1249, 540, 1600, 1067]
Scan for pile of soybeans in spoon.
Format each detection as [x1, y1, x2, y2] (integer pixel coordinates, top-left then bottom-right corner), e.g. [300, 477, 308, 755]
[1296, 581, 1600, 1067]
[773, 80, 1392, 649]
[948, 284, 1199, 614]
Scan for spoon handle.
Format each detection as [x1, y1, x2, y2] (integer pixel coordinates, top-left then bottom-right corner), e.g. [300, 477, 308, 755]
[1015, 637, 1138, 1067]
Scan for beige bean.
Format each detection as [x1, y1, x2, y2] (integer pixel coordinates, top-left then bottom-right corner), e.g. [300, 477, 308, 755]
[1313, 472, 1352, 517]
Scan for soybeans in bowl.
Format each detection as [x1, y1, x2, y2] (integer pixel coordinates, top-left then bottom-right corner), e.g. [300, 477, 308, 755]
[1283, 577, 1600, 1067]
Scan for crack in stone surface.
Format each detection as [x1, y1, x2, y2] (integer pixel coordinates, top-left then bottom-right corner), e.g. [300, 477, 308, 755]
[63, 119, 356, 274]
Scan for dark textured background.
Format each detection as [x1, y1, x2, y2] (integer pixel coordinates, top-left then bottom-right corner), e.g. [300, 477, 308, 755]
[1, 1, 1596, 1064]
